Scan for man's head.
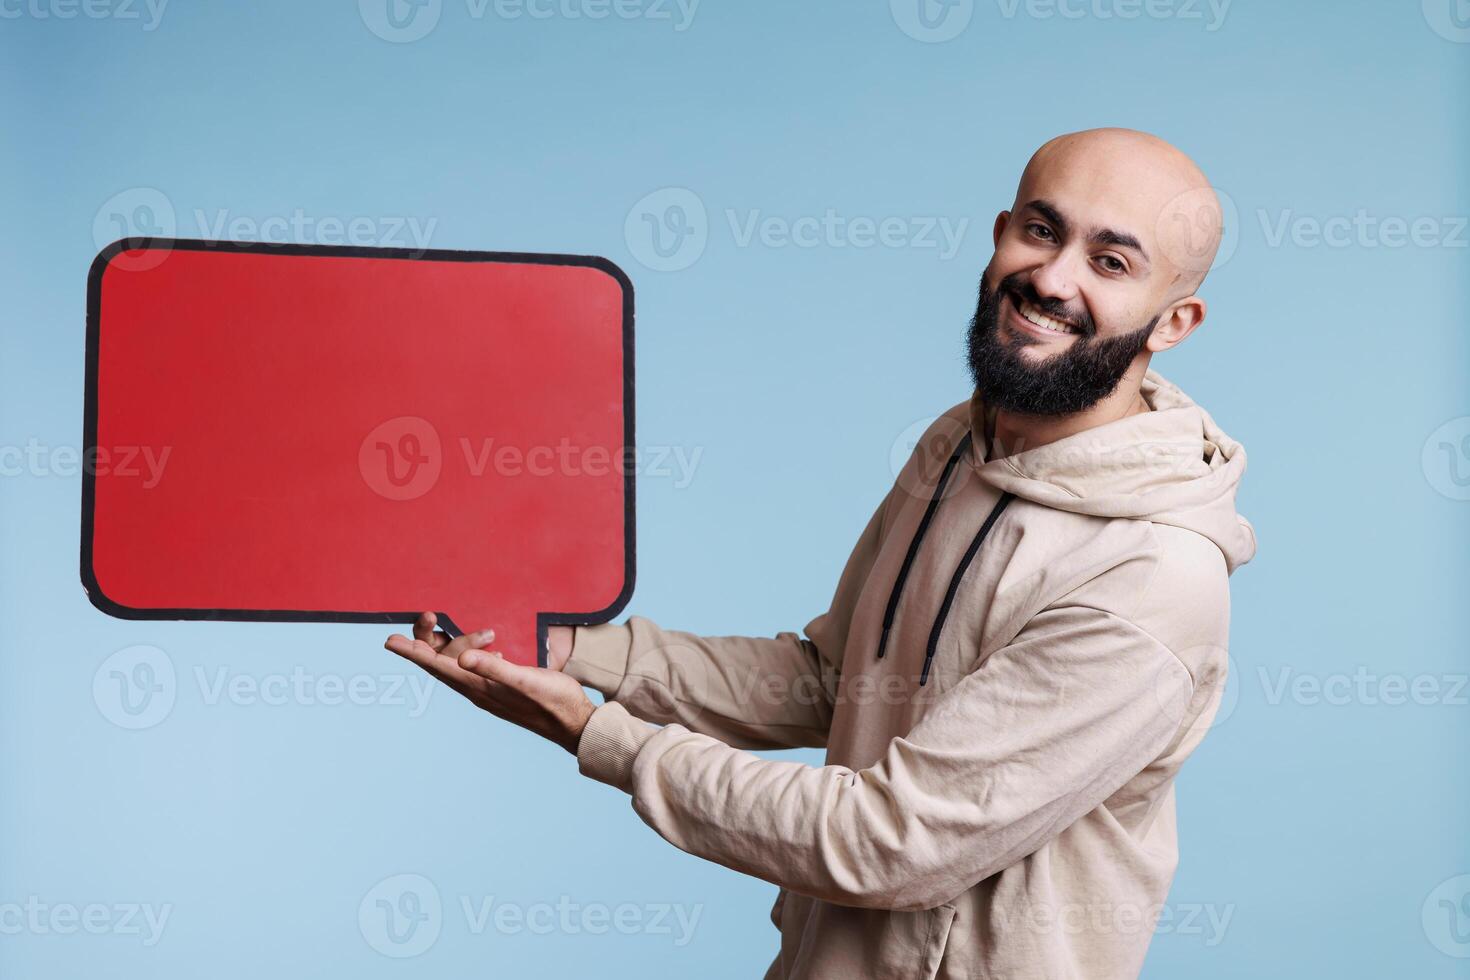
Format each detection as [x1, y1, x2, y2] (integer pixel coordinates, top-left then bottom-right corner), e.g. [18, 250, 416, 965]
[967, 128, 1222, 416]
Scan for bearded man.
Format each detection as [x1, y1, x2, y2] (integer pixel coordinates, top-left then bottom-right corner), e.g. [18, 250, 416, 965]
[387, 127, 1257, 980]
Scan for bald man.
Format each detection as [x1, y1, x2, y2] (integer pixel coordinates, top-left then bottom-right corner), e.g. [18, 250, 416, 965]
[388, 128, 1257, 980]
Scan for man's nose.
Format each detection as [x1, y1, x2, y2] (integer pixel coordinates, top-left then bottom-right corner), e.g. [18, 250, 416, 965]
[1029, 252, 1082, 306]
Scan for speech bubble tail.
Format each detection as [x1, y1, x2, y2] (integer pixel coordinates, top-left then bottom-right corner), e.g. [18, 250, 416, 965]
[441, 606, 544, 668]
[433, 615, 464, 641]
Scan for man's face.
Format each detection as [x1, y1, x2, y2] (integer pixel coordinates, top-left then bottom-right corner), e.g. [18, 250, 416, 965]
[967, 144, 1207, 416]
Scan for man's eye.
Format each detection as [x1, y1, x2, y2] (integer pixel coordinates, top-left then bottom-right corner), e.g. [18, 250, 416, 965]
[1027, 223, 1055, 241]
[1097, 255, 1125, 273]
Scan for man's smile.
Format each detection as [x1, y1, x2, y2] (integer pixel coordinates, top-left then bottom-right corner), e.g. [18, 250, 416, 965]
[1004, 289, 1081, 341]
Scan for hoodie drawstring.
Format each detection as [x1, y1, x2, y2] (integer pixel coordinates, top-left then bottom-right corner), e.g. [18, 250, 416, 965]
[874, 429, 1016, 685]
[920, 491, 1014, 686]
[875, 431, 973, 664]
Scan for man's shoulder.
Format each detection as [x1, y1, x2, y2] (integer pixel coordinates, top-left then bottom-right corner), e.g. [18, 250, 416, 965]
[1044, 519, 1230, 658]
[1129, 522, 1233, 663]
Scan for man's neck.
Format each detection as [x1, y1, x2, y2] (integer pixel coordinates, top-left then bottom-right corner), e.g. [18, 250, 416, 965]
[988, 367, 1152, 461]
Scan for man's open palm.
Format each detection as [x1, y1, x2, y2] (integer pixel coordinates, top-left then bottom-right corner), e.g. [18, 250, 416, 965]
[385, 612, 594, 754]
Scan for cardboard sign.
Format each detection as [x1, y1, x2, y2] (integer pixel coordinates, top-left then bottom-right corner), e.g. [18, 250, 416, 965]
[82, 239, 634, 666]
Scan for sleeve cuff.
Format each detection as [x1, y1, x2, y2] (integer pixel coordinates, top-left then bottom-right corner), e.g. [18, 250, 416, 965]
[565, 623, 633, 698]
[576, 701, 655, 793]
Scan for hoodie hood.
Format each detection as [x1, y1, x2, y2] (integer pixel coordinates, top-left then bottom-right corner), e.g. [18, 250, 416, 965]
[970, 369, 1257, 574]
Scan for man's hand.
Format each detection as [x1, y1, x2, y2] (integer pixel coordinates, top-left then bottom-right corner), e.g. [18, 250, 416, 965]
[385, 612, 595, 754]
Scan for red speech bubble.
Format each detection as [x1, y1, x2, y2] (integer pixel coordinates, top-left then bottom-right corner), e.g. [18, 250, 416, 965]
[82, 239, 634, 666]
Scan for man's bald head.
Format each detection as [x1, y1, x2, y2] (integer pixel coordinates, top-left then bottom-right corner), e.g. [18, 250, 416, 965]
[1017, 128, 1222, 293]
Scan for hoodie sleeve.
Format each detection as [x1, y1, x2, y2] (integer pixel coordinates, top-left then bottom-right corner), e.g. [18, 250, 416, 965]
[574, 570, 1217, 912]
[565, 489, 893, 750]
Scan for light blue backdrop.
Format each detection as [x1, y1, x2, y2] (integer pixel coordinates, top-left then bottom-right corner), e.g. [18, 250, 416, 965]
[2, 1, 1467, 976]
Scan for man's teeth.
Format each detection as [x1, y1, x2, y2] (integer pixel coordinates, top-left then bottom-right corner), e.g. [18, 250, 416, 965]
[1018, 299, 1075, 335]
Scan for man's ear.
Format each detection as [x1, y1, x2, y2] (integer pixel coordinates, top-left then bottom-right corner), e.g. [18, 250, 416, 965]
[992, 210, 1011, 248]
[1147, 296, 1207, 353]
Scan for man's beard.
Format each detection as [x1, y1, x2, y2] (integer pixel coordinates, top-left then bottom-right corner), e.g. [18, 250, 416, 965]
[966, 269, 1158, 417]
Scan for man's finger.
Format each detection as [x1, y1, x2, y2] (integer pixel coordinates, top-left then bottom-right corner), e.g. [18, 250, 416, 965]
[386, 634, 504, 701]
[442, 628, 496, 661]
[413, 611, 449, 651]
[457, 648, 539, 692]
[387, 638, 478, 702]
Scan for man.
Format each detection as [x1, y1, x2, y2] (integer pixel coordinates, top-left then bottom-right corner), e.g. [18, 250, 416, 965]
[386, 128, 1256, 979]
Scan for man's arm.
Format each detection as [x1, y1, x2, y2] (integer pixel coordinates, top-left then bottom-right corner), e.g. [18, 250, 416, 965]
[388, 537, 1227, 912]
[392, 567, 1215, 911]
[570, 595, 1210, 911]
[386, 455, 1231, 913]
[558, 487, 896, 749]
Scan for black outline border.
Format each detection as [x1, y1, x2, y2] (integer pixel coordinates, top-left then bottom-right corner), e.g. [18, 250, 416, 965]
[82, 237, 636, 668]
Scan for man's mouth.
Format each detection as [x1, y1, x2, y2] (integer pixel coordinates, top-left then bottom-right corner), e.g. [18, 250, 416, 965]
[1009, 292, 1079, 336]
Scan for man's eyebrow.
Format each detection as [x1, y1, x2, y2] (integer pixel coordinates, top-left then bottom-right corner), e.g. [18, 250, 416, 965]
[1023, 199, 1069, 236]
[1090, 226, 1148, 262]
[1022, 198, 1150, 265]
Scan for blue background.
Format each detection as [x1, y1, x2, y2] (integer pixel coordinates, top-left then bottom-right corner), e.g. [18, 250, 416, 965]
[3, 0, 1468, 976]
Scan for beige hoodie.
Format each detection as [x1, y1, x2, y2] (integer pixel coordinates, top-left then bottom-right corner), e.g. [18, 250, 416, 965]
[567, 370, 1256, 980]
